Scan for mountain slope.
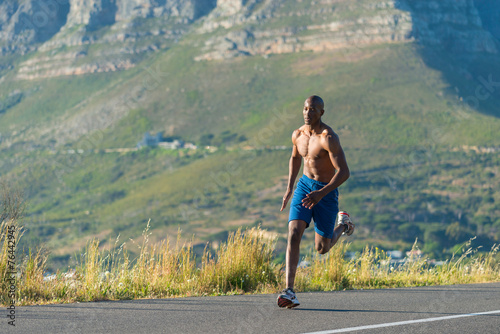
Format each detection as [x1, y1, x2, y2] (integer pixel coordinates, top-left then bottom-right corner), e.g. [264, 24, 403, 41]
[0, 0, 499, 268]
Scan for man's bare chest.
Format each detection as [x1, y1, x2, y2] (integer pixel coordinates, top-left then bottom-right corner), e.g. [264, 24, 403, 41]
[296, 135, 326, 159]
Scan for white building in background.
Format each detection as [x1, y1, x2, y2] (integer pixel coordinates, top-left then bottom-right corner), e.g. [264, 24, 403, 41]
[158, 140, 184, 149]
[138, 132, 197, 150]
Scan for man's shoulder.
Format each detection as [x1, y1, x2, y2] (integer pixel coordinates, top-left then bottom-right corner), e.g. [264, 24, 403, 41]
[320, 124, 338, 139]
[319, 125, 341, 151]
[292, 126, 305, 138]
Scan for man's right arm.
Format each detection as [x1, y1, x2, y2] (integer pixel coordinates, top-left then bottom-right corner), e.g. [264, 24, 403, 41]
[280, 130, 302, 211]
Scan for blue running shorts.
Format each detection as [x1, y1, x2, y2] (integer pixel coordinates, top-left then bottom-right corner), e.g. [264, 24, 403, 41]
[288, 174, 339, 239]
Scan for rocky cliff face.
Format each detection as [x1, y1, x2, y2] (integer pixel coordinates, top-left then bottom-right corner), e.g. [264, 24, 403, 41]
[217, 0, 247, 15]
[64, 0, 216, 29]
[0, 0, 70, 53]
[1, 0, 499, 79]
[195, 0, 413, 61]
[65, 0, 117, 31]
[402, 0, 498, 53]
[474, 0, 500, 40]
[0, 0, 216, 49]
[4, 0, 217, 79]
[195, 0, 499, 61]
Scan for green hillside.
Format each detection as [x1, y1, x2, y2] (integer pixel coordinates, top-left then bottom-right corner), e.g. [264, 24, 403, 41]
[0, 0, 499, 270]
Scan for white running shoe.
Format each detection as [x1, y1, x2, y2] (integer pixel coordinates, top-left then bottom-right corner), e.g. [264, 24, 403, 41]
[277, 288, 300, 308]
[337, 211, 355, 236]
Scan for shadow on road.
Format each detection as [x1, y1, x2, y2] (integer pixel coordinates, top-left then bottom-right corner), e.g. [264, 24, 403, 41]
[292, 308, 455, 316]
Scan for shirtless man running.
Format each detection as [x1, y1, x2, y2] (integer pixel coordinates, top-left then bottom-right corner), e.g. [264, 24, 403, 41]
[277, 95, 354, 308]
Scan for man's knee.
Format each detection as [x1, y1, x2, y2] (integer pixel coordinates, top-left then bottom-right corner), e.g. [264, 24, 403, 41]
[315, 243, 329, 254]
[288, 221, 305, 244]
[288, 226, 302, 244]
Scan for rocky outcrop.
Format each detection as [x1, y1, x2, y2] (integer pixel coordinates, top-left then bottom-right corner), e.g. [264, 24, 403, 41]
[65, 0, 117, 31]
[2, 0, 500, 78]
[8, 0, 217, 80]
[196, 1, 413, 61]
[64, 0, 217, 30]
[194, 0, 499, 61]
[0, 0, 216, 53]
[474, 0, 500, 40]
[217, 0, 247, 15]
[402, 0, 498, 53]
[0, 0, 70, 54]
[16, 55, 134, 80]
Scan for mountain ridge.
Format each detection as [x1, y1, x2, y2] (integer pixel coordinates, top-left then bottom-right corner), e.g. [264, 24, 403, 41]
[0, 0, 498, 80]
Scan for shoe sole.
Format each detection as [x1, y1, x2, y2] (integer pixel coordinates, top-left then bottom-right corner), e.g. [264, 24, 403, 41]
[338, 212, 354, 236]
[345, 223, 355, 236]
[277, 296, 292, 308]
[277, 296, 300, 308]
[340, 220, 355, 236]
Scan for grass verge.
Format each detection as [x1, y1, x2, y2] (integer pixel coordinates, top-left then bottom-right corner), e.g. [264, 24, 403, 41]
[1, 220, 499, 306]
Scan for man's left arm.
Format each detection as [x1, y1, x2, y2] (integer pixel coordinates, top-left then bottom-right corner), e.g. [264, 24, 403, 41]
[302, 133, 350, 209]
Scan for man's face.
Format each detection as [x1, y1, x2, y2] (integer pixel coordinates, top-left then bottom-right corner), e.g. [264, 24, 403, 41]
[303, 100, 322, 125]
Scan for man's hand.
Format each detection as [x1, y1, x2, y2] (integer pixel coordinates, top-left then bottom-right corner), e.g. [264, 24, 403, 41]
[302, 190, 324, 209]
[280, 189, 293, 211]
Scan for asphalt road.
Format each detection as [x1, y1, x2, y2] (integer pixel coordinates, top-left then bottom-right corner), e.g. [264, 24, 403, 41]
[3, 282, 500, 334]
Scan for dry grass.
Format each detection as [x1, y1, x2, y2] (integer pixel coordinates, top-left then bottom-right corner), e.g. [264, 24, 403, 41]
[294, 238, 500, 292]
[1, 219, 282, 305]
[197, 227, 280, 295]
[0, 183, 25, 304]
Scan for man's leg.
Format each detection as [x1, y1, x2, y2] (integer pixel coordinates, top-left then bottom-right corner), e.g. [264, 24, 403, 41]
[314, 224, 346, 254]
[286, 219, 308, 288]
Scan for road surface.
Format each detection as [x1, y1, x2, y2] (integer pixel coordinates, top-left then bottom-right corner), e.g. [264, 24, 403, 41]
[3, 282, 500, 334]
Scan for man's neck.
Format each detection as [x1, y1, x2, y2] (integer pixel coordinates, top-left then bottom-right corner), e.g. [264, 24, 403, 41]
[305, 121, 323, 135]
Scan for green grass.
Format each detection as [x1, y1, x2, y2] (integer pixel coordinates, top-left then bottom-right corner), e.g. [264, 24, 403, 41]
[3, 141, 499, 270]
[0, 72, 122, 133]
